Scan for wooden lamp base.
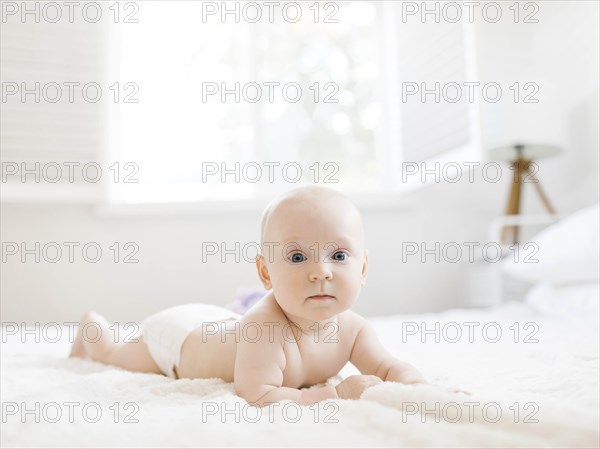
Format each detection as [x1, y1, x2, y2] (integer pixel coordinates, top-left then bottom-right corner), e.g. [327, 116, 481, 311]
[501, 146, 557, 245]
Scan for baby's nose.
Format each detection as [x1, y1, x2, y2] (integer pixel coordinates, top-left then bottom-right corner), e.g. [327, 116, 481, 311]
[309, 263, 333, 281]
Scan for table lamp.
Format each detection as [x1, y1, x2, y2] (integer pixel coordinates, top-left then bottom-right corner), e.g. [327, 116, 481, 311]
[490, 143, 562, 245]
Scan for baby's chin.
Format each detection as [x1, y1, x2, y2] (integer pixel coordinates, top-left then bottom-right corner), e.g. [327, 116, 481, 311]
[303, 300, 349, 319]
[280, 302, 338, 321]
[275, 294, 353, 318]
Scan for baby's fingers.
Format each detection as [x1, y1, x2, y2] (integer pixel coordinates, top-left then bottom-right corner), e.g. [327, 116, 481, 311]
[363, 375, 382, 383]
[362, 378, 383, 389]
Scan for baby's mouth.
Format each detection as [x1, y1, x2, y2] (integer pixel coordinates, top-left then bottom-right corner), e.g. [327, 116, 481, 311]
[307, 294, 335, 301]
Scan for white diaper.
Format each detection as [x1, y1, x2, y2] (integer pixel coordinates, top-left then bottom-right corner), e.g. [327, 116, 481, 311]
[141, 303, 241, 378]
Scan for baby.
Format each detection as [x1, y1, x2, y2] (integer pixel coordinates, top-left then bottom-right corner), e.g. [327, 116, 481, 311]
[70, 186, 427, 406]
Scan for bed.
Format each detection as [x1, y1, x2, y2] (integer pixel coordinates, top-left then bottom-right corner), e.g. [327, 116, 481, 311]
[1, 300, 598, 448]
[2, 205, 598, 448]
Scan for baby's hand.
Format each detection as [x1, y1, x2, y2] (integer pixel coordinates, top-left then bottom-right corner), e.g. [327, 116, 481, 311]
[335, 375, 382, 400]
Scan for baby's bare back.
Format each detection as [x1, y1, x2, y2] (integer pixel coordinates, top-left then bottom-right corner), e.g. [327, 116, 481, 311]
[176, 294, 361, 386]
[176, 318, 239, 381]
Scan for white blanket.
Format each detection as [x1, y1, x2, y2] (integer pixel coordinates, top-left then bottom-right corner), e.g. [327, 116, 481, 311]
[2, 302, 598, 447]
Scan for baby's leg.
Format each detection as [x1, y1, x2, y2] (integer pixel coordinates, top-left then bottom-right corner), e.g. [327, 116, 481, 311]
[69, 311, 162, 375]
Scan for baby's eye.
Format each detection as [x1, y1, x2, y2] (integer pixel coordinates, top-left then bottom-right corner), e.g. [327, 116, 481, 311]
[289, 252, 307, 263]
[331, 251, 348, 261]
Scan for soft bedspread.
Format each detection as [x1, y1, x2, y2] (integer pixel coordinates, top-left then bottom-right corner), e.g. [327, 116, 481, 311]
[2, 302, 598, 448]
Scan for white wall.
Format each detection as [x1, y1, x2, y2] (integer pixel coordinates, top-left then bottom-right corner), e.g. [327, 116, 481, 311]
[1, 2, 598, 323]
[0, 199, 468, 322]
[475, 1, 599, 214]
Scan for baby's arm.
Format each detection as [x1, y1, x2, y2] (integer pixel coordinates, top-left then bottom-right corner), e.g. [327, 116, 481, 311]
[350, 315, 427, 384]
[234, 320, 338, 407]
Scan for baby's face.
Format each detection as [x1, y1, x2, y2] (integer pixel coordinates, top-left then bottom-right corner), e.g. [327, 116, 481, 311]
[258, 193, 368, 322]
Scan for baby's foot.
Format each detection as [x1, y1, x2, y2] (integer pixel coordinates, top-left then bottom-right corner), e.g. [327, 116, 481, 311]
[69, 311, 103, 359]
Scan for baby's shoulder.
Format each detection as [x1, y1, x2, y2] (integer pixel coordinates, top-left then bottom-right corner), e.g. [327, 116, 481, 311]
[238, 293, 287, 327]
[338, 309, 368, 328]
[337, 310, 369, 340]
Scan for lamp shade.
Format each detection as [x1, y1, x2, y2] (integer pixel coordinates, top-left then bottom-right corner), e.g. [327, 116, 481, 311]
[489, 144, 563, 162]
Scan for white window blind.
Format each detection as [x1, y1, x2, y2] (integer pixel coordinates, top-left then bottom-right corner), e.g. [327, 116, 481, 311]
[1, 17, 108, 202]
[390, 7, 481, 181]
[398, 21, 472, 161]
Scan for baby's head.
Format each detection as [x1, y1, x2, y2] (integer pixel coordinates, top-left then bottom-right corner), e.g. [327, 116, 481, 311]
[256, 186, 368, 322]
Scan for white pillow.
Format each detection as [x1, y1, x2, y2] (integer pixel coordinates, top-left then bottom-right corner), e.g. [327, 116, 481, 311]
[501, 203, 599, 285]
[524, 281, 599, 326]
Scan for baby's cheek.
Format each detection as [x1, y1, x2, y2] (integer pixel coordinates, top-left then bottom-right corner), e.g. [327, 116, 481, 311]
[340, 268, 363, 289]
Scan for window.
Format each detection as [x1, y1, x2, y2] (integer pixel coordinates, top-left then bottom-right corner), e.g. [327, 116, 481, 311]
[1, 1, 481, 204]
[108, 1, 481, 204]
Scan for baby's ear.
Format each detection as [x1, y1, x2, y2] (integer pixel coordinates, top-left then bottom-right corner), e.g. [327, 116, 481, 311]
[255, 254, 272, 289]
[361, 250, 369, 286]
